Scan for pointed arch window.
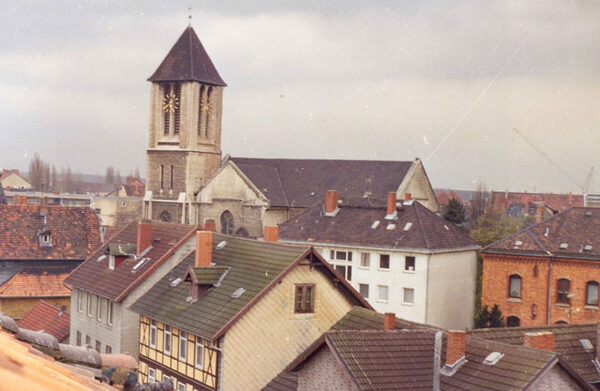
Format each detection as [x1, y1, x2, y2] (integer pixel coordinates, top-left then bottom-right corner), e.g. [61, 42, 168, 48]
[198, 85, 206, 137]
[204, 87, 213, 139]
[586, 281, 599, 306]
[221, 211, 234, 234]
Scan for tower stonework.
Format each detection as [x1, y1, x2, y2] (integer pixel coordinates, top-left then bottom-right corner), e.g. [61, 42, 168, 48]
[143, 26, 226, 224]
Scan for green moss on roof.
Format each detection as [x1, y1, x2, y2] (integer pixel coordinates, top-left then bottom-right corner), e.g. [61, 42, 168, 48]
[189, 266, 230, 285]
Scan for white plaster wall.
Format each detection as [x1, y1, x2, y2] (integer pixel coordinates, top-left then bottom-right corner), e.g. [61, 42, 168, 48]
[199, 164, 267, 206]
[426, 250, 477, 329]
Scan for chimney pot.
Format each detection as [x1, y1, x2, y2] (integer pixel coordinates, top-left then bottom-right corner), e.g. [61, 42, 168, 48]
[204, 219, 216, 232]
[325, 190, 339, 214]
[446, 330, 466, 366]
[404, 193, 412, 201]
[195, 231, 212, 268]
[264, 225, 279, 242]
[387, 193, 397, 216]
[524, 331, 554, 351]
[383, 313, 395, 331]
[137, 221, 153, 256]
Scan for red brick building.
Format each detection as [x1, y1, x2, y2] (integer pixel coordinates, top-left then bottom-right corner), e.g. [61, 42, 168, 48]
[482, 207, 600, 327]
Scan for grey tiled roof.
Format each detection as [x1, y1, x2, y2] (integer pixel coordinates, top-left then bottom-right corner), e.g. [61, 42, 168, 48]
[148, 26, 226, 86]
[484, 207, 600, 260]
[332, 306, 440, 331]
[280, 199, 478, 250]
[231, 157, 413, 208]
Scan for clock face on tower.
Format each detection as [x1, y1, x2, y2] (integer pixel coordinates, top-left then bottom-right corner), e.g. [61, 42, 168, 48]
[163, 90, 180, 113]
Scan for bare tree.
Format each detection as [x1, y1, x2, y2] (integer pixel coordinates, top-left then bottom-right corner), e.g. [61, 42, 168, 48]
[134, 167, 141, 180]
[51, 165, 58, 192]
[115, 169, 122, 186]
[28, 153, 44, 191]
[105, 166, 115, 184]
[471, 181, 488, 222]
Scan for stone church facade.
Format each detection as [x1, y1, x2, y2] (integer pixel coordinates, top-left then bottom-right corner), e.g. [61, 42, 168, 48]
[143, 26, 439, 236]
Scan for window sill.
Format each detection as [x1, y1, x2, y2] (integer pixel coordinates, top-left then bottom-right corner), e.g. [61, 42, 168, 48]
[378, 268, 390, 272]
[358, 266, 370, 270]
[402, 302, 415, 306]
[584, 305, 599, 311]
[403, 270, 416, 274]
[555, 303, 570, 308]
[507, 297, 522, 303]
[376, 299, 389, 303]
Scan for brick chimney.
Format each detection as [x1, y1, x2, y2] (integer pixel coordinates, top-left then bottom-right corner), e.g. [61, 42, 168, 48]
[264, 225, 278, 242]
[404, 193, 412, 202]
[195, 231, 212, 268]
[325, 190, 339, 214]
[204, 219, 216, 232]
[386, 192, 397, 217]
[383, 313, 396, 331]
[524, 331, 554, 351]
[137, 221, 152, 256]
[535, 203, 545, 223]
[446, 330, 466, 366]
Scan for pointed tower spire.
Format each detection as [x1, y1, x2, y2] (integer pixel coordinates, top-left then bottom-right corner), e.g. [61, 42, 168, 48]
[148, 26, 226, 86]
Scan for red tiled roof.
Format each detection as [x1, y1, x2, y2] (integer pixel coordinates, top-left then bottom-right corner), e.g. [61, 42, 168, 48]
[0, 169, 20, 180]
[123, 178, 145, 197]
[280, 199, 478, 250]
[491, 191, 583, 213]
[0, 205, 102, 261]
[484, 207, 600, 259]
[0, 264, 72, 297]
[64, 220, 195, 301]
[17, 301, 70, 341]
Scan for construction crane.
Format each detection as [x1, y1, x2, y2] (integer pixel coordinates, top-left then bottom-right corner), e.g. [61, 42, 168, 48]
[511, 128, 593, 193]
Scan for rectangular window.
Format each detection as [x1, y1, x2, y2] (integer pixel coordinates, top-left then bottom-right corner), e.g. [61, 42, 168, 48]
[85, 335, 91, 346]
[334, 265, 352, 281]
[330, 250, 352, 262]
[76, 330, 81, 346]
[379, 254, 390, 270]
[97, 297, 102, 322]
[95, 340, 101, 352]
[179, 331, 188, 361]
[164, 325, 172, 355]
[177, 383, 186, 391]
[105, 345, 112, 354]
[107, 300, 114, 326]
[359, 283, 369, 299]
[294, 284, 315, 313]
[403, 288, 415, 304]
[378, 285, 389, 302]
[170, 165, 174, 190]
[404, 256, 416, 271]
[557, 279, 570, 303]
[150, 320, 157, 348]
[77, 290, 83, 312]
[160, 165, 164, 190]
[148, 368, 156, 383]
[87, 293, 92, 317]
[195, 339, 205, 369]
[360, 253, 370, 268]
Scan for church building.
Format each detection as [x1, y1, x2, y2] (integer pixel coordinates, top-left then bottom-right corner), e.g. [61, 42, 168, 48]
[143, 26, 439, 236]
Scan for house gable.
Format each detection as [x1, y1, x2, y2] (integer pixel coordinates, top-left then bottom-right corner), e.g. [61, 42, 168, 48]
[397, 158, 439, 213]
[199, 161, 269, 206]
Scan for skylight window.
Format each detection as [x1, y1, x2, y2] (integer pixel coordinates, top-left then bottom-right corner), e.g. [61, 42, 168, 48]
[386, 224, 396, 230]
[515, 240, 523, 247]
[216, 241, 228, 250]
[584, 245, 593, 251]
[559, 243, 569, 249]
[97, 255, 107, 263]
[170, 277, 183, 287]
[483, 352, 504, 366]
[444, 225, 449, 231]
[231, 287, 246, 298]
[132, 258, 150, 272]
[371, 221, 380, 229]
[580, 339, 594, 352]
[403, 222, 412, 231]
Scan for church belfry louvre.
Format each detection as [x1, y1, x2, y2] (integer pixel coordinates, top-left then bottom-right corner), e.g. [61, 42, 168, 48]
[143, 26, 226, 224]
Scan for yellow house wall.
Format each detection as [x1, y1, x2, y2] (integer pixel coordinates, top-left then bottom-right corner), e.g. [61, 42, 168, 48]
[0, 297, 70, 320]
[221, 263, 356, 391]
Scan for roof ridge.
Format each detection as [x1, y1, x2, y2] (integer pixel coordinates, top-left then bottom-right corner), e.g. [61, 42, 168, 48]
[413, 201, 431, 249]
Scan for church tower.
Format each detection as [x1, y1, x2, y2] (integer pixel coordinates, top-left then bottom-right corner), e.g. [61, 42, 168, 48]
[143, 26, 226, 224]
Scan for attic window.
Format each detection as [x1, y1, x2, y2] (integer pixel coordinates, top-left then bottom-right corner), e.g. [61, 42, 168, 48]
[585, 245, 593, 251]
[97, 255, 107, 263]
[483, 352, 504, 366]
[371, 221, 380, 229]
[132, 258, 150, 272]
[514, 240, 523, 247]
[39, 232, 53, 248]
[580, 339, 594, 352]
[386, 224, 396, 230]
[231, 287, 246, 298]
[216, 241, 228, 250]
[559, 243, 569, 249]
[170, 277, 183, 287]
[403, 222, 412, 231]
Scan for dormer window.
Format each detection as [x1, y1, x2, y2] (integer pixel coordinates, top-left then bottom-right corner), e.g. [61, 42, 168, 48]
[38, 229, 52, 248]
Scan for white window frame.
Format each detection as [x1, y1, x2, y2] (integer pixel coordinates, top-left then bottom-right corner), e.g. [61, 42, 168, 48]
[148, 367, 156, 383]
[179, 331, 188, 361]
[150, 320, 157, 348]
[403, 287, 415, 305]
[377, 285, 389, 302]
[164, 325, 172, 355]
[96, 297, 102, 322]
[77, 290, 83, 312]
[359, 253, 370, 268]
[177, 382, 186, 391]
[195, 338, 205, 369]
[107, 300, 114, 326]
[87, 293, 93, 317]
[329, 250, 353, 281]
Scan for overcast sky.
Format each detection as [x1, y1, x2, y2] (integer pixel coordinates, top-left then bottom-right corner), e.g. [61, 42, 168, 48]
[1, 1, 599, 193]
